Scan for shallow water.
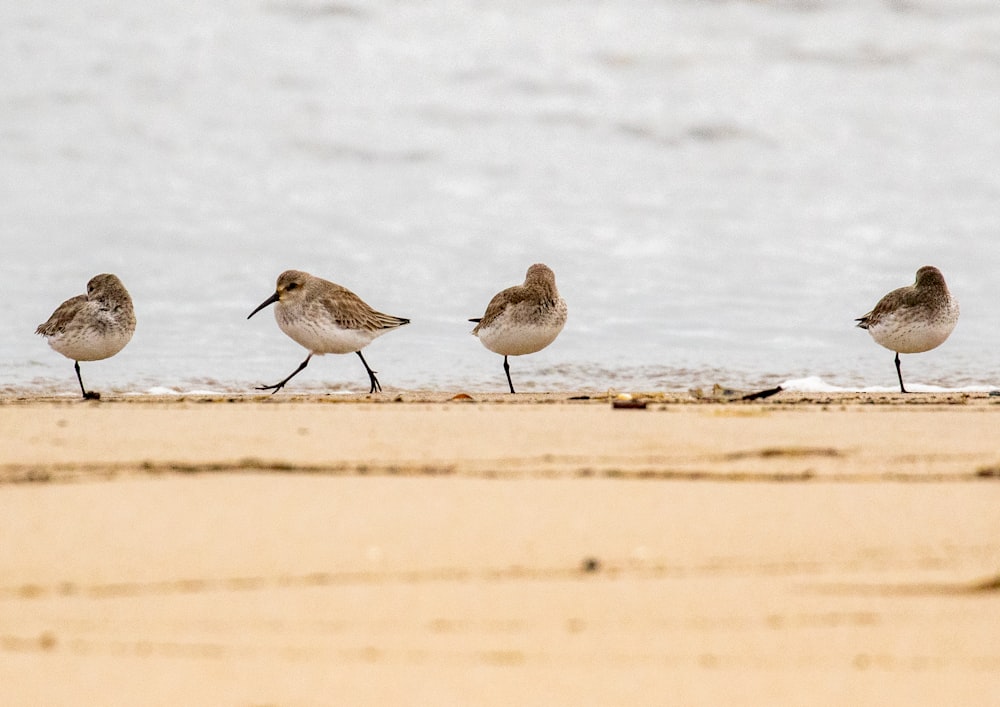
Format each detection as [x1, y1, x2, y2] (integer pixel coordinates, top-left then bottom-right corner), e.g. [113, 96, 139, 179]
[4, 0, 1000, 395]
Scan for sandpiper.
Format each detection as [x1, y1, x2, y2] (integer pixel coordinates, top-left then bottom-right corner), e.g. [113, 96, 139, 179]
[470, 263, 568, 393]
[248, 270, 409, 394]
[856, 265, 959, 393]
[36, 273, 136, 400]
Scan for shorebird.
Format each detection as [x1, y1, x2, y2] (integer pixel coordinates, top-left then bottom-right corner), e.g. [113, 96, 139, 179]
[36, 273, 136, 400]
[856, 265, 959, 393]
[470, 263, 568, 393]
[248, 270, 409, 394]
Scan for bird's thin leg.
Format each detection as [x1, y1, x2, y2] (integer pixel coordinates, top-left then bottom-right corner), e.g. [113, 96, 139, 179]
[75, 361, 100, 400]
[356, 351, 381, 393]
[503, 355, 515, 394]
[257, 354, 312, 394]
[894, 352, 908, 394]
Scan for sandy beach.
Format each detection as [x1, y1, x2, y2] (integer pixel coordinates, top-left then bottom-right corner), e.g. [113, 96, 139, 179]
[2, 392, 1000, 705]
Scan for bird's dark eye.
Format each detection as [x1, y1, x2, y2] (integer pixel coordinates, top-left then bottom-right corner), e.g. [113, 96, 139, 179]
[286, 283, 299, 291]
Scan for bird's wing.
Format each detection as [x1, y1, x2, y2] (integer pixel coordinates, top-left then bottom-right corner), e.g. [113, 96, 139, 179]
[35, 294, 87, 336]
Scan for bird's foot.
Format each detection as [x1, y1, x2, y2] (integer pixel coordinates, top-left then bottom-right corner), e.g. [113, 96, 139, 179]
[255, 383, 285, 395]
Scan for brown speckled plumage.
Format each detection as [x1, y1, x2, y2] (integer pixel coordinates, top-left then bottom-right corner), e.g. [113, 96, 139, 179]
[248, 270, 408, 394]
[856, 266, 959, 393]
[470, 263, 567, 393]
[36, 273, 136, 399]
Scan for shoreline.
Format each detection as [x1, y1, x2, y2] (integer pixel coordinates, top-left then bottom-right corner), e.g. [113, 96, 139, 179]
[2, 388, 997, 404]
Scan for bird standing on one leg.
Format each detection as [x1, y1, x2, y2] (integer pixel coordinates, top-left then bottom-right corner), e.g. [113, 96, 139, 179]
[856, 265, 959, 393]
[248, 270, 409, 394]
[470, 263, 568, 394]
[36, 273, 136, 400]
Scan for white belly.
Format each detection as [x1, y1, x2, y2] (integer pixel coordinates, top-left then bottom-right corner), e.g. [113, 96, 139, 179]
[48, 325, 132, 362]
[276, 309, 378, 354]
[475, 300, 567, 356]
[867, 303, 959, 354]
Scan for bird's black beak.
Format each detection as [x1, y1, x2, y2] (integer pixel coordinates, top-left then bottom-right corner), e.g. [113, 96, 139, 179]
[248, 291, 280, 320]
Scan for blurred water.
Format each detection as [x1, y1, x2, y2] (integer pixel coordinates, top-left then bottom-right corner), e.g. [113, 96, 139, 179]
[3, 0, 999, 394]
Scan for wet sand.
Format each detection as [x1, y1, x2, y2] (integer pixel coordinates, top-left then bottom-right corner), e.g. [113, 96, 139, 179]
[2, 392, 1000, 705]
